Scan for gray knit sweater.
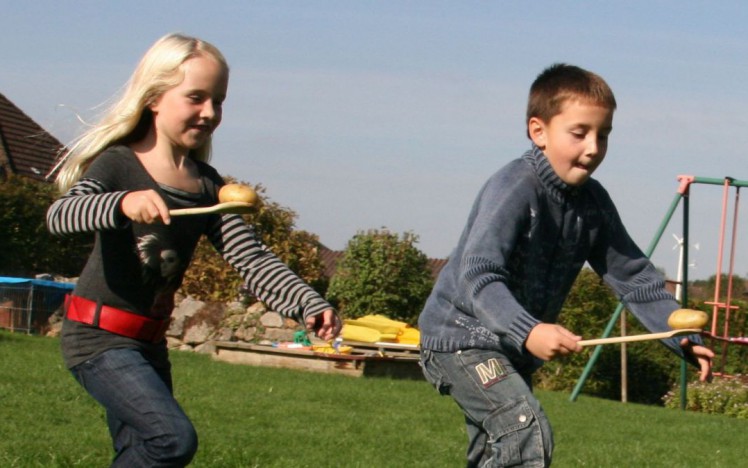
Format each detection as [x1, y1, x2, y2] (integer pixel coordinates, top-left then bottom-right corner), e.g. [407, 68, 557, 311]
[418, 145, 697, 371]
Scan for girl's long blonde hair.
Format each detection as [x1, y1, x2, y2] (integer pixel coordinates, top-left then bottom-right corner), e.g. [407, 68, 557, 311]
[54, 33, 229, 193]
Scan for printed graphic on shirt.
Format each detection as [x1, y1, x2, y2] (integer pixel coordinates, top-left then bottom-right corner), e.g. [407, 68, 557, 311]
[473, 357, 507, 388]
[455, 316, 502, 348]
[135, 234, 183, 289]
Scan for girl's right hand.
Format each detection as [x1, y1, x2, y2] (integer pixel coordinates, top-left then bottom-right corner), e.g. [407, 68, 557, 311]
[121, 189, 171, 224]
[305, 309, 342, 341]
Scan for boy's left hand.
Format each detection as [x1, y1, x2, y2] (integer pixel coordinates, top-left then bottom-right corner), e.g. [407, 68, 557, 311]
[680, 338, 714, 382]
[305, 309, 342, 341]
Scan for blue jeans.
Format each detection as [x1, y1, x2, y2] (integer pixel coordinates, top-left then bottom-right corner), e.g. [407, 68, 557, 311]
[71, 348, 198, 467]
[420, 349, 553, 467]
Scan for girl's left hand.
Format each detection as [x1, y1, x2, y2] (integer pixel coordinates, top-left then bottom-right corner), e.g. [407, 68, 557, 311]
[305, 309, 342, 341]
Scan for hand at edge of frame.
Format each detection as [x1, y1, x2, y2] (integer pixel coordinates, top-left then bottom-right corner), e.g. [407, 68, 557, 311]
[680, 338, 715, 382]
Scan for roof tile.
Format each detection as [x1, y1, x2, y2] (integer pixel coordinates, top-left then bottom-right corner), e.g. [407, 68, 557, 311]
[0, 92, 64, 182]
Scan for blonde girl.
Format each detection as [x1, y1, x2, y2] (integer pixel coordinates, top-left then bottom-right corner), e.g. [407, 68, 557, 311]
[47, 33, 340, 467]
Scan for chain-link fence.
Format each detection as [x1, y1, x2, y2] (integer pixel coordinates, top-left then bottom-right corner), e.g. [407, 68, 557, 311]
[0, 277, 74, 334]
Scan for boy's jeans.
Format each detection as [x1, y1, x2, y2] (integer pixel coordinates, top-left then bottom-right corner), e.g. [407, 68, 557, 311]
[71, 347, 198, 467]
[420, 348, 553, 467]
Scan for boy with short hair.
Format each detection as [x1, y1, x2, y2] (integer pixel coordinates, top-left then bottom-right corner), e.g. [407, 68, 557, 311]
[417, 63, 713, 467]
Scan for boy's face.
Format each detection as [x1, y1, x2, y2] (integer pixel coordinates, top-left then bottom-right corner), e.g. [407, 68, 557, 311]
[528, 99, 614, 186]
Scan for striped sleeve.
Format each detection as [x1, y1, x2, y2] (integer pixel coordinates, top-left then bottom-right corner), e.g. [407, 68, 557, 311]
[46, 178, 130, 236]
[206, 214, 332, 322]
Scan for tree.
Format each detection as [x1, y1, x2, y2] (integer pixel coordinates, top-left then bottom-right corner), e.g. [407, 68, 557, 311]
[179, 181, 327, 302]
[325, 229, 433, 325]
[688, 274, 747, 303]
[0, 175, 91, 277]
[706, 273, 746, 299]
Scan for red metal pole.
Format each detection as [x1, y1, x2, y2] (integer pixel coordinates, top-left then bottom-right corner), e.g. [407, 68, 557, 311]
[724, 185, 739, 338]
[710, 179, 730, 336]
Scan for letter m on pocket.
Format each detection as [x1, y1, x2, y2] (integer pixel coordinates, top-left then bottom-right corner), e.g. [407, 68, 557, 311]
[474, 358, 506, 388]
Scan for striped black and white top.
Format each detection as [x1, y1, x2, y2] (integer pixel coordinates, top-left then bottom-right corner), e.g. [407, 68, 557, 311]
[48, 146, 331, 367]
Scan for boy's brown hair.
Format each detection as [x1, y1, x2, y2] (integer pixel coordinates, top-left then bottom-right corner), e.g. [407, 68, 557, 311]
[526, 63, 617, 132]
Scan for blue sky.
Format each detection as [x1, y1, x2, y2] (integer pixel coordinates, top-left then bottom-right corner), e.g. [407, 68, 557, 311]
[2, 1, 747, 281]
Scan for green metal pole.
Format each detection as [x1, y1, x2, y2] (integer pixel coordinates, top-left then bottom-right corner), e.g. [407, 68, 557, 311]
[673, 176, 747, 407]
[680, 186, 690, 410]
[570, 191, 684, 401]
[690, 177, 748, 188]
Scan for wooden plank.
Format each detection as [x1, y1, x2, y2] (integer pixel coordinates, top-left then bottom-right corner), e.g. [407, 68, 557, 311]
[214, 346, 366, 377]
[342, 340, 420, 358]
[209, 341, 423, 379]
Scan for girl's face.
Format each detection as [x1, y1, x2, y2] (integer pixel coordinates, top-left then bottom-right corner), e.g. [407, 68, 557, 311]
[528, 99, 613, 186]
[149, 55, 229, 153]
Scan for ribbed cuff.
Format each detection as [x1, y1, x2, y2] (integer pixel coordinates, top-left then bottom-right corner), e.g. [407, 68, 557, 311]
[301, 297, 334, 321]
[506, 312, 542, 354]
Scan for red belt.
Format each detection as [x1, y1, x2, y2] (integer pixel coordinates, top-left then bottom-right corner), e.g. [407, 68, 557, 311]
[65, 295, 170, 343]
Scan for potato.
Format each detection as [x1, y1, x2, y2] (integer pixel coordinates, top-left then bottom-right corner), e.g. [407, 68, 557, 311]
[218, 184, 258, 205]
[667, 309, 709, 330]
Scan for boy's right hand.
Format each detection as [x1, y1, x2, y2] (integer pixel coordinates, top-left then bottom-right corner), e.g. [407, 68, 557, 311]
[121, 189, 171, 225]
[525, 323, 582, 361]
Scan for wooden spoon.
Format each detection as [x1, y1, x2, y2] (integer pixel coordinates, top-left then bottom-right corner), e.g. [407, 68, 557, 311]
[169, 202, 255, 216]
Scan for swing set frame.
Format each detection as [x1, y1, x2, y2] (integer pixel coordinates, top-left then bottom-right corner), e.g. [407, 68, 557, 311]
[570, 175, 748, 407]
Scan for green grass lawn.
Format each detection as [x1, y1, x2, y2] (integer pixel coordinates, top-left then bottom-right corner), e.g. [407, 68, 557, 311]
[1, 330, 745, 467]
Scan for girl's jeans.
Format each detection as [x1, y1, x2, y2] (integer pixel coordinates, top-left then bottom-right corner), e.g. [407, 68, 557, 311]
[420, 348, 553, 467]
[71, 347, 198, 467]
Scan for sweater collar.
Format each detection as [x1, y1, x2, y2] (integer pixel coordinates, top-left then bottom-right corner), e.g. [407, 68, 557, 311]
[522, 144, 580, 202]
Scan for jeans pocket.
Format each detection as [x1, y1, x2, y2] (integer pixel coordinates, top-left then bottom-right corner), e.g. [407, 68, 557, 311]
[482, 397, 544, 467]
[420, 350, 451, 395]
[70, 357, 99, 390]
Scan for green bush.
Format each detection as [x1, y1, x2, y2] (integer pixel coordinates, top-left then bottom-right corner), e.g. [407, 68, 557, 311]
[663, 376, 748, 419]
[0, 175, 91, 277]
[326, 229, 433, 324]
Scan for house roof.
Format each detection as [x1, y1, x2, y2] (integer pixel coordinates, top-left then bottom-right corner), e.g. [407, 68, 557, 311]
[318, 244, 447, 280]
[0, 92, 64, 182]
